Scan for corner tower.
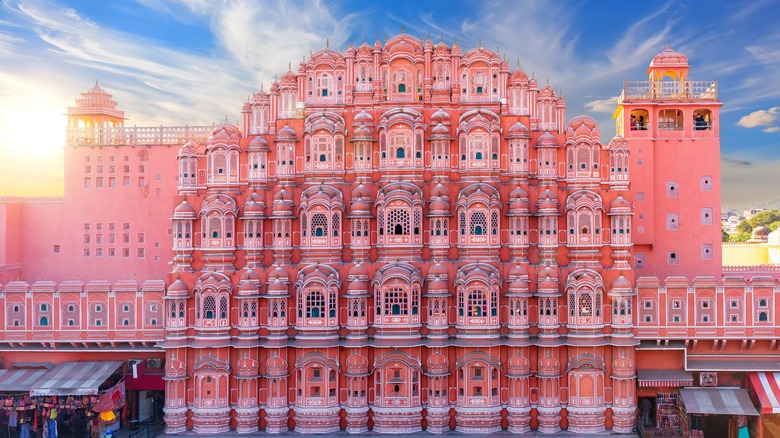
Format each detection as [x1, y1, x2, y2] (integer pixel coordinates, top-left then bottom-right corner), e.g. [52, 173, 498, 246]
[66, 81, 126, 144]
[615, 46, 722, 277]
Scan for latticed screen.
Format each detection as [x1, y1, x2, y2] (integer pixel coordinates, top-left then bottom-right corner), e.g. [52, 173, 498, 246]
[578, 293, 593, 317]
[311, 213, 328, 237]
[203, 296, 216, 319]
[469, 211, 487, 235]
[306, 291, 326, 318]
[491, 212, 499, 235]
[384, 287, 408, 315]
[387, 209, 410, 235]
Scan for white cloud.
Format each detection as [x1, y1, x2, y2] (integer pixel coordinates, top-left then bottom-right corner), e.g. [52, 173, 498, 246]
[737, 107, 779, 129]
[764, 126, 780, 133]
[585, 96, 620, 113]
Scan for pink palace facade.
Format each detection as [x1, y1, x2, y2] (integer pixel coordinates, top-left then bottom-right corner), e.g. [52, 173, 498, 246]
[2, 34, 776, 435]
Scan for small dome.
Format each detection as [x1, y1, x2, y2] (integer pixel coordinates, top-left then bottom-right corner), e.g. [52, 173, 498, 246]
[426, 352, 449, 374]
[238, 279, 259, 295]
[430, 123, 450, 138]
[346, 352, 368, 375]
[507, 122, 530, 138]
[240, 270, 261, 282]
[507, 354, 530, 375]
[347, 279, 368, 293]
[248, 135, 268, 151]
[167, 279, 188, 295]
[272, 188, 294, 214]
[507, 264, 529, 280]
[346, 44, 356, 57]
[431, 108, 451, 124]
[428, 262, 448, 278]
[178, 140, 199, 156]
[430, 181, 449, 199]
[281, 68, 296, 82]
[427, 278, 448, 292]
[649, 46, 689, 70]
[173, 201, 196, 218]
[510, 67, 529, 83]
[351, 198, 371, 213]
[352, 183, 371, 200]
[352, 124, 372, 139]
[348, 263, 369, 278]
[265, 354, 288, 377]
[243, 200, 265, 217]
[276, 125, 297, 140]
[268, 279, 288, 293]
[538, 265, 558, 280]
[354, 110, 373, 125]
[611, 275, 632, 291]
[537, 188, 558, 210]
[268, 265, 289, 281]
[538, 276, 558, 292]
[429, 197, 449, 214]
[536, 132, 558, 147]
[610, 195, 631, 209]
[538, 355, 560, 375]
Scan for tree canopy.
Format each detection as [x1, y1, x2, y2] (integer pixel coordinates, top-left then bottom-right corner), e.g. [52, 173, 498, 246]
[730, 210, 780, 242]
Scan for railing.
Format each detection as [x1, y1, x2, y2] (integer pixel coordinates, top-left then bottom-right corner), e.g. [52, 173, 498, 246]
[723, 265, 780, 273]
[460, 94, 501, 103]
[306, 96, 344, 105]
[354, 83, 373, 92]
[67, 126, 211, 146]
[621, 80, 718, 102]
[129, 419, 165, 438]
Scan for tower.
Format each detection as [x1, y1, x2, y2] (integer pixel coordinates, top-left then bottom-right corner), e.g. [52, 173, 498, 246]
[615, 45, 722, 277]
[66, 81, 125, 145]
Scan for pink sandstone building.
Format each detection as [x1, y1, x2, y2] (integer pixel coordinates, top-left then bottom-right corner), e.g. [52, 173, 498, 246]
[0, 35, 777, 437]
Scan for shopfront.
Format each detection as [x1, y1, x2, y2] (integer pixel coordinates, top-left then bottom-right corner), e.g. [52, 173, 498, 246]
[0, 366, 50, 438]
[678, 387, 757, 438]
[747, 372, 780, 438]
[125, 359, 164, 425]
[29, 361, 126, 438]
[637, 369, 694, 434]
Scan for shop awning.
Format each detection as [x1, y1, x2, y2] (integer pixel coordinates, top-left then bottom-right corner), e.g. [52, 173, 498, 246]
[679, 388, 759, 416]
[30, 361, 123, 396]
[637, 369, 694, 388]
[0, 368, 50, 392]
[749, 372, 780, 414]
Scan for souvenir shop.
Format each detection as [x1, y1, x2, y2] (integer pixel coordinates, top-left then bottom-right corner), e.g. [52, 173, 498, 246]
[678, 387, 757, 438]
[0, 362, 126, 438]
[636, 368, 694, 434]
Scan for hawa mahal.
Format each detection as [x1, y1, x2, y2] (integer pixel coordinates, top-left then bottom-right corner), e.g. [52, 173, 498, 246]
[2, 33, 775, 435]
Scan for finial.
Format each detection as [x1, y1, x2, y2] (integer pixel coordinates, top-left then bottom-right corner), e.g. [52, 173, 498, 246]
[428, 31, 431, 41]
[225, 115, 228, 122]
[260, 83, 264, 90]
[440, 34, 444, 41]
[401, 24, 405, 33]
[364, 35, 367, 42]
[376, 32, 380, 41]
[667, 41, 671, 49]
[546, 77, 549, 85]
[478, 38, 482, 49]
[532, 70, 535, 79]
[453, 36, 457, 44]
[326, 38, 330, 49]
[309, 48, 313, 58]
[517, 58, 520, 67]
[288, 62, 291, 71]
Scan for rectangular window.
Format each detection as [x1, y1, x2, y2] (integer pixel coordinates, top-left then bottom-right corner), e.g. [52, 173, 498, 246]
[637, 192, 644, 201]
[84, 223, 90, 231]
[701, 208, 713, 225]
[83, 248, 90, 257]
[124, 155, 129, 162]
[108, 248, 115, 257]
[668, 251, 679, 265]
[123, 165, 130, 173]
[109, 156, 115, 162]
[137, 248, 145, 258]
[96, 234, 103, 244]
[138, 233, 145, 244]
[83, 234, 90, 244]
[138, 177, 146, 187]
[96, 165, 103, 173]
[53, 245, 60, 253]
[635, 253, 646, 268]
[155, 188, 162, 196]
[122, 248, 130, 258]
[701, 176, 713, 191]
[96, 248, 103, 257]
[123, 176, 130, 187]
[96, 223, 103, 231]
[84, 177, 91, 188]
[702, 243, 713, 259]
[109, 177, 116, 188]
[123, 223, 130, 230]
[666, 181, 678, 197]
[109, 234, 115, 244]
[123, 233, 130, 244]
[138, 165, 146, 173]
[666, 214, 679, 230]
[109, 165, 115, 173]
[155, 173, 162, 181]
[97, 156, 103, 162]
[84, 165, 91, 173]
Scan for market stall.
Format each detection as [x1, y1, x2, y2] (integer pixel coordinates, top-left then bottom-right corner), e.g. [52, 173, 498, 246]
[678, 387, 758, 438]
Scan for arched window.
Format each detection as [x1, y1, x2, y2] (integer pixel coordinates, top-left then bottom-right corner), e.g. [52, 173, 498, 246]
[759, 312, 768, 322]
[306, 291, 326, 319]
[40, 316, 48, 326]
[396, 148, 405, 158]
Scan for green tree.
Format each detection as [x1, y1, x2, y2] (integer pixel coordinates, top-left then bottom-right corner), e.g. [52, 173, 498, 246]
[735, 210, 780, 234]
[729, 231, 752, 242]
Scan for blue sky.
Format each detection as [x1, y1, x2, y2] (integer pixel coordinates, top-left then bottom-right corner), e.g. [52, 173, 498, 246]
[0, 0, 778, 209]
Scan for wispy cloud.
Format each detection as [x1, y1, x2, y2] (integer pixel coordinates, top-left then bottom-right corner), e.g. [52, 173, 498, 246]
[723, 158, 753, 167]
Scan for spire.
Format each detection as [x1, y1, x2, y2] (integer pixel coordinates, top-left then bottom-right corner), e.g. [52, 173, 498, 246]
[326, 38, 329, 49]
[401, 24, 405, 33]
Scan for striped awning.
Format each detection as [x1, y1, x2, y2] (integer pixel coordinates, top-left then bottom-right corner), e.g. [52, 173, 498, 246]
[637, 369, 694, 388]
[679, 388, 759, 416]
[749, 372, 780, 414]
[0, 368, 49, 392]
[30, 361, 123, 396]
